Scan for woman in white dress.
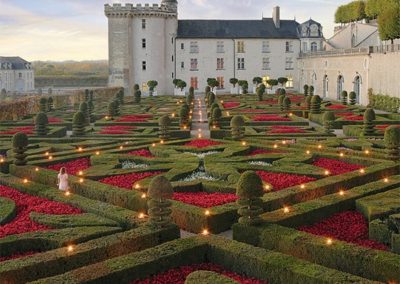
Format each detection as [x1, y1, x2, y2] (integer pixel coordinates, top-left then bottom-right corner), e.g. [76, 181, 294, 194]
[57, 167, 69, 191]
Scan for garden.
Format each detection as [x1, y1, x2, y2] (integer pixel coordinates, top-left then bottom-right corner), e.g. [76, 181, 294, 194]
[0, 84, 399, 283]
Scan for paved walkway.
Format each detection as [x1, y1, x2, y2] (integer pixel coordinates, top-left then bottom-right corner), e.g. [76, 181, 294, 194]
[190, 93, 210, 139]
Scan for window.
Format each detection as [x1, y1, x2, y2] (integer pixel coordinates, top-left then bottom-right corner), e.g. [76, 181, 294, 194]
[237, 41, 245, 53]
[302, 42, 308, 52]
[217, 58, 224, 70]
[311, 42, 318, 52]
[190, 77, 198, 90]
[142, 61, 147, 71]
[217, 41, 224, 53]
[171, 37, 174, 44]
[172, 55, 174, 62]
[181, 43, 184, 50]
[142, 19, 146, 29]
[217, 77, 224, 89]
[285, 41, 293, 53]
[18, 73, 22, 78]
[285, 57, 293, 70]
[190, 58, 198, 70]
[190, 41, 199, 53]
[181, 62, 184, 69]
[286, 76, 293, 88]
[237, 58, 245, 70]
[262, 41, 270, 53]
[262, 58, 270, 70]
[142, 39, 146, 48]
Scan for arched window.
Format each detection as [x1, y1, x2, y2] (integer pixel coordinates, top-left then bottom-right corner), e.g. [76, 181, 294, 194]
[286, 75, 293, 88]
[311, 42, 318, 52]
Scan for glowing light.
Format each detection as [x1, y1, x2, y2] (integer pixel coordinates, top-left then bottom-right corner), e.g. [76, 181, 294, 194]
[160, 140, 164, 144]
[48, 156, 53, 160]
[384, 178, 389, 183]
[0, 158, 4, 163]
[152, 143, 156, 147]
[359, 169, 365, 174]
[78, 171, 83, 176]
[96, 151, 100, 156]
[105, 116, 110, 120]
[172, 113, 176, 118]
[212, 125, 216, 129]
[119, 146, 124, 150]
[23, 178, 29, 184]
[135, 184, 141, 190]
[289, 113, 293, 117]
[283, 207, 290, 213]
[35, 167, 39, 172]
[205, 210, 210, 216]
[65, 191, 71, 197]
[78, 147, 83, 152]
[264, 184, 271, 191]
[79, 178, 84, 183]
[125, 141, 129, 145]
[183, 126, 188, 130]
[241, 141, 247, 146]
[306, 150, 311, 155]
[282, 140, 287, 145]
[324, 170, 330, 176]
[138, 213, 145, 219]
[317, 144, 322, 149]
[339, 152, 344, 157]
[67, 245, 74, 252]
[273, 144, 278, 149]
[198, 134, 202, 138]
[202, 229, 209, 236]
[339, 190, 345, 196]
[226, 112, 230, 116]
[364, 150, 370, 155]
[45, 152, 49, 156]
[220, 100, 224, 103]
[141, 193, 147, 199]
[326, 238, 333, 245]
[300, 184, 305, 189]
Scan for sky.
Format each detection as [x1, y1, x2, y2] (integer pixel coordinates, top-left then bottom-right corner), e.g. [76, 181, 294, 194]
[0, 0, 349, 61]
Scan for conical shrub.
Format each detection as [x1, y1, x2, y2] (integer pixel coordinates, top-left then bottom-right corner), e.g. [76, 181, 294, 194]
[35, 112, 49, 136]
[147, 176, 174, 228]
[72, 111, 86, 136]
[12, 132, 29, 166]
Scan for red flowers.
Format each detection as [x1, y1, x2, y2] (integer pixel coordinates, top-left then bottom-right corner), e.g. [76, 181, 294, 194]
[47, 117, 63, 124]
[184, 139, 223, 149]
[299, 211, 388, 251]
[0, 185, 82, 239]
[326, 104, 348, 110]
[128, 149, 154, 158]
[268, 126, 305, 134]
[99, 171, 162, 190]
[172, 192, 238, 208]
[115, 114, 152, 123]
[0, 252, 38, 263]
[253, 115, 291, 122]
[240, 109, 266, 113]
[222, 102, 240, 109]
[131, 263, 267, 284]
[46, 158, 91, 176]
[336, 112, 363, 121]
[248, 149, 280, 156]
[98, 125, 137, 135]
[256, 171, 316, 191]
[0, 126, 34, 135]
[312, 158, 363, 175]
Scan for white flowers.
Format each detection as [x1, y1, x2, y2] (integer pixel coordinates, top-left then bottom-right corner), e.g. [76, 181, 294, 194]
[248, 161, 272, 167]
[121, 160, 149, 169]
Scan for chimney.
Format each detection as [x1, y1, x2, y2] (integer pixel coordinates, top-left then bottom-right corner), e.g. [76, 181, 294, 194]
[273, 6, 280, 29]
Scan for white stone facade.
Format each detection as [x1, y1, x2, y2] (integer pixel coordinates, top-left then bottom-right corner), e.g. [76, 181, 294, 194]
[0, 57, 34, 93]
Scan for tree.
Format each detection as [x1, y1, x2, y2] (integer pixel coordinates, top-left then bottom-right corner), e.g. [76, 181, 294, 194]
[173, 79, 180, 88]
[72, 111, 86, 136]
[310, 95, 322, 114]
[252, 77, 263, 86]
[159, 115, 171, 140]
[366, 0, 382, 19]
[278, 77, 288, 87]
[283, 96, 291, 111]
[12, 132, 29, 166]
[212, 107, 222, 127]
[79, 102, 90, 126]
[384, 125, 400, 161]
[147, 176, 174, 228]
[363, 108, 376, 136]
[208, 78, 219, 91]
[349, 91, 357, 105]
[35, 112, 49, 136]
[177, 80, 187, 91]
[335, 1, 367, 23]
[238, 80, 248, 94]
[108, 101, 117, 118]
[266, 79, 278, 91]
[134, 90, 142, 104]
[47, 97, 54, 111]
[341, 91, 348, 105]
[39, 97, 48, 113]
[303, 84, 309, 96]
[378, 1, 400, 44]
[257, 86, 265, 101]
[230, 115, 245, 140]
[309, 86, 315, 96]
[323, 111, 336, 134]
[147, 80, 158, 96]
[88, 100, 95, 123]
[180, 104, 190, 126]
[230, 78, 239, 88]
[207, 92, 216, 107]
[236, 171, 264, 225]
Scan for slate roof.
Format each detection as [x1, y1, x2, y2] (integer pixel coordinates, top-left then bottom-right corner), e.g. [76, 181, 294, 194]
[0, 57, 31, 70]
[177, 18, 300, 39]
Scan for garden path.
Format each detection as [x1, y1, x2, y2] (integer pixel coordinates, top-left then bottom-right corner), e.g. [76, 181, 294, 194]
[190, 93, 210, 139]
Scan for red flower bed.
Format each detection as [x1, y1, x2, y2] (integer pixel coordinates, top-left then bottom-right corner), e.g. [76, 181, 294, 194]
[222, 102, 240, 109]
[312, 157, 363, 175]
[98, 125, 137, 135]
[172, 192, 238, 208]
[240, 109, 266, 113]
[287, 95, 304, 103]
[47, 117, 63, 124]
[184, 139, 223, 149]
[248, 149, 281, 156]
[46, 158, 91, 176]
[335, 112, 363, 121]
[0, 251, 39, 263]
[99, 171, 162, 190]
[326, 104, 348, 110]
[335, 112, 354, 117]
[256, 171, 316, 191]
[299, 211, 388, 251]
[0, 126, 34, 135]
[128, 149, 154, 158]
[268, 126, 305, 134]
[253, 114, 291, 122]
[131, 263, 267, 284]
[376, 124, 400, 131]
[0, 185, 82, 239]
[115, 114, 152, 123]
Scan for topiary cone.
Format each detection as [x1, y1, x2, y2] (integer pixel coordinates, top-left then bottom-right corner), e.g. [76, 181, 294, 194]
[35, 112, 49, 136]
[147, 176, 173, 228]
[39, 97, 48, 113]
[72, 111, 86, 136]
[12, 132, 29, 166]
[159, 115, 171, 140]
[384, 126, 400, 161]
[363, 108, 376, 136]
[323, 111, 336, 134]
[230, 115, 245, 140]
[79, 102, 90, 126]
[310, 95, 322, 114]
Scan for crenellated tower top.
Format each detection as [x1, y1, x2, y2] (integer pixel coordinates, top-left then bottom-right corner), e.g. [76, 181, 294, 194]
[104, 2, 177, 18]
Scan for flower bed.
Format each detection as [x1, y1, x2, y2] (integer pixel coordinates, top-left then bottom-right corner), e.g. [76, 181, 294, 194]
[256, 99, 277, 105]
[0, 126, 34, 135]
[247, 149, 280, 156]
[267, 126, 305, 134]
[0, 185, 82, 239]
[326, 104, 348, 110]
[99, 171, 163, 190]
[256, 171, 317, 191]
[240, 109, 266, 113]
[376, 124, 400, 132]
[98, 125, 137, 135]
[222, 102, 240, 109]
[46, 158, 91, 176]
[336, 112, 363, 121]
[312, 157, 363, 175]
[131, 263, 267, 284]
[0, 251, 38, 263]
[299, 211, 388, 251]
[115, 114, 152, 123]
[128, 149, 155, 158]
[184, 139, 223, 149]
[253, 115, 291, 122]
[172, 192, 238, 208]
[47, 117, 63, 124]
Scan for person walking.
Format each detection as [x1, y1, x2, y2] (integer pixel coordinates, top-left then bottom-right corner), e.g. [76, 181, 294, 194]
[57, 167, 69, 192]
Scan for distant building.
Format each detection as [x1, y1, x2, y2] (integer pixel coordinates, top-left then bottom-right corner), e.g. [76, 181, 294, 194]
[0, 57, 35, 93]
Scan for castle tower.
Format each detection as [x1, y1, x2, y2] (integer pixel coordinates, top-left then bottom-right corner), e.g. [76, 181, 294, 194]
[105, 1, 178, 95]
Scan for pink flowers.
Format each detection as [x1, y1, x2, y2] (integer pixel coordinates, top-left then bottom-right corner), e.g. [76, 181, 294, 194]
[172, 192, 238, 208]
[184, 139, 223, 149]
[253, 115, 291, 122]
[0, 185, 82, 239]
[98, 125, 137, 135]
[299, 211, 388, 251]
[115, 114, 152, 123]
[312, 158, 363, 175]
[131, 263, 267, 284]
[46, 158, 91, 176]
[128, 149, 154, 158]
[222, 102, 240, 109]
[256, 171, 316, 191]
[0, 126, 34, 135]
[99, 171, 162, 190]
[268, 126, 305, 134]
[326, 104, 348, 110]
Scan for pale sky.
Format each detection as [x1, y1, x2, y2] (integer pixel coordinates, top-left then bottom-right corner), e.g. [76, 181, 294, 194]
[0, 0, 349, 61]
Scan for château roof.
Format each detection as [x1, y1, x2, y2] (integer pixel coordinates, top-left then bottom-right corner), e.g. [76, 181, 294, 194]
[0, 57, 32, 70]
[177, 18, 300, 39]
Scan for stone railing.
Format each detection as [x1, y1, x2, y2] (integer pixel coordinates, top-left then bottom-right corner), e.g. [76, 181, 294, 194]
[300, 44, 400, 58]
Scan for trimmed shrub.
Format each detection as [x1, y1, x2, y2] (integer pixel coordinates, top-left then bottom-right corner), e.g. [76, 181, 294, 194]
[283, 96, 291, 111]
[116, 89, 124, 104]
[212, 107, 222, 127]
[384, 126, 400, 161]
[113, 99, 121, 116]
[147, 80, 158, 96]
[208, 92, 216, 107]
[305, 95, 312, 110]
[257, 86, 264, 101]
[363, 108, 376, 136]
[79, 102, 90, 126]
[279, 88, 286, 96]
[108, 101, 117, 118]
[12, 132, 29, 166]
[304, 84, 309, 96]
[309, 86, 315, 96]
[230, 115, 245, 140]
[159, 115, 171, 140]
[39, 97, 47, 113]
[278, 95, 286, 111]
[205, 86, 211, 94]
[35, 112, 49, 136]
[47, 97, 54, 111]
[230, 78, 239, 88]
[310, 95, 322, 114]
[236, 171, 264, 225]
[349, 91, 357, 105]
[341, 91, 348, 105]
[180, 104, 190, 126]
[134, 90, 141, 104]
[189, 86, 194, 95]
[323, 111, 336, 134]
[88, 100, 95, 123]
[85, 89, 90, 101]
[278, 77, 288, 87]
[72, 111, 86, 136]
[147, 176, 173, 228]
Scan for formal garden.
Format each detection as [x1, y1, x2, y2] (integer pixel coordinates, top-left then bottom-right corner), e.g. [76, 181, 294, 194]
[0, 82, 399, 284]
